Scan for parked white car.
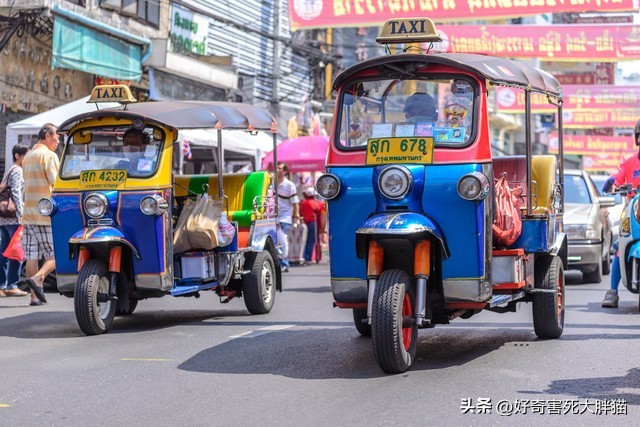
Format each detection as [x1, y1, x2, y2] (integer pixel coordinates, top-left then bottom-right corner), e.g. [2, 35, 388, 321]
[564, 170, 615, 283]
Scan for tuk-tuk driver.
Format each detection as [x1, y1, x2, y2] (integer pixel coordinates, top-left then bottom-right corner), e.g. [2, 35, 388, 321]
[120, 129, 147, 171]
[403, 92, 438, 123]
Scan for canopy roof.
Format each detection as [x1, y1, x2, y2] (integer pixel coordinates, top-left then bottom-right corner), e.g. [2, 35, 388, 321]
[333, 53, 562, 99]
[58, 101, 277, 133]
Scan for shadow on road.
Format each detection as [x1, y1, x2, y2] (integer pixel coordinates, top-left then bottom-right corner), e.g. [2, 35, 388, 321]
[177, 327, 541, 379]
[521, 368, 640, 406]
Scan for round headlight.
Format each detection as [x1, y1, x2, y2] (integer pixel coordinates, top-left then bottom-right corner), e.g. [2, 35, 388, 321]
[84, 193, 108, 218]
[140, 195, 169, 215]
[457, 172, 489, 201]
[378, 166, 412, 200]
[315, 174, 341, 200]
[37, 198, 55, 216]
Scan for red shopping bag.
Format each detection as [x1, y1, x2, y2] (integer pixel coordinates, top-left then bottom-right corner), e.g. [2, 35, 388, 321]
[2, 224, 24, 261]
[492, 177, 523, 247]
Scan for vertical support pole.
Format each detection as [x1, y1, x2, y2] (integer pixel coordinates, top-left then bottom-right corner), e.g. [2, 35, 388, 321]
[217, 128, 224, 198]
[366, 241, 384, 323]
[414, 240, 431, 326]
[557, 102, 564, 215]
[324, 28, 333, 102]
[525, 91, 532, 216]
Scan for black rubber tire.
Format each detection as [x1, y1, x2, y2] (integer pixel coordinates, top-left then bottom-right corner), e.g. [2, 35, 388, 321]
[353, 308, 371, 337]
[117, 299, 138, 316]
[242, 251, 276, 314]
[602, 239, 611, 276]
[371, 269, 418, 374]
[74, 259, 116, 335]
[583, 257, 602, 284]
[533, 256, 564, 339]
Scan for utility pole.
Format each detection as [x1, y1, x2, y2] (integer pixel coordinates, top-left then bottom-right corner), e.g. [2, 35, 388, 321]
[271, 0, 281, 115]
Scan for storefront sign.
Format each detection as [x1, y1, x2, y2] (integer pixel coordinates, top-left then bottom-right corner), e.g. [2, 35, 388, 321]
[563, 109, 640, 129]
[548, 133, 637, 155]
[289, 0, 636, 30]
[582, 154, 630, 173]
[496, 85, 640, 113]
[433, 24, 640, 61]
[169, 4, 209, 56]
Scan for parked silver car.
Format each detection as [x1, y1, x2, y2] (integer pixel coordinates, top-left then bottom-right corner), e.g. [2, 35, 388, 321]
[564, 170, 615, 283]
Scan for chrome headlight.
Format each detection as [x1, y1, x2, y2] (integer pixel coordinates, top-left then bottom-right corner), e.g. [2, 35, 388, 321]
[457, 172, 490, 201]
[315, 173, 341, 200]
[378, 166, 412, 200]
[83, 193, 109, 218]
[37, 198, 56, 217]
[140, 194, 169, 215]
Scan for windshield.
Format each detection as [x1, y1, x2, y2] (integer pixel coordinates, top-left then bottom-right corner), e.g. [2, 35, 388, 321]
[565, 174, 592, 204]
[60, 126, 164, 179]
[337, 77, 476, 149]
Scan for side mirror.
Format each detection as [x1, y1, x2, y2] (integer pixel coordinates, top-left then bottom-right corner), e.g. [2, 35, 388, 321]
[599, 196, 616, 208]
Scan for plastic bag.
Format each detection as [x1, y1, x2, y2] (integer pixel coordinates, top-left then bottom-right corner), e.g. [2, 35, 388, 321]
[492, 176, 523, 247]
[217, 213, 236, 247]
[2, 224, 24, 261]
[185, 195, 221, 250]
[173, 198, 197, 254]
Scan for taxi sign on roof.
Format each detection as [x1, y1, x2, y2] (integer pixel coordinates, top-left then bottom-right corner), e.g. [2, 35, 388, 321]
[88, 84, 137, 104]
[376, 18, 442, 46]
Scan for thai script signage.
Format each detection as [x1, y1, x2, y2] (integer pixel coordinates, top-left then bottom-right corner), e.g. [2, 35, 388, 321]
[434, 24, 640, 61]
[548, 133, 636, 155]
[582, 153, 630, 173]
[563, 109, 640, 129]
[288, 0, 636, 30]
[169, 4, 209, 56]
[496, 85, 640, 114]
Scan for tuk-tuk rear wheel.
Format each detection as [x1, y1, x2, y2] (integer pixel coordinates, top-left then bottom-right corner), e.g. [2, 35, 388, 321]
[371, 269, 418, 374]
[352, 308, 371, 337]
[242, 251, 276, 314]
[533, 256, 564, 339]
[74, 259, 116, 335]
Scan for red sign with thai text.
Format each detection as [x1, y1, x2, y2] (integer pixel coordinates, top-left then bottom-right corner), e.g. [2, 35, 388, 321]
[496, 85, 640, 114]
[288, 0, 637, 30]
[583, 154, 630, 173]
[563, 110, 640, 129]
[434, 24, 640, 61]
[548, 133, 636, 156]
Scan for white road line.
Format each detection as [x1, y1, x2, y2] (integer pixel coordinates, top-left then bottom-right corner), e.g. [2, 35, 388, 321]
[228, 324, 295, 339]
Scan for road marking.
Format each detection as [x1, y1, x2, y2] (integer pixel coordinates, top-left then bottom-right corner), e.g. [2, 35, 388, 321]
[120, 358, 173, 362]
[0, 404, 10, 408]
[229, 324, 294, 339]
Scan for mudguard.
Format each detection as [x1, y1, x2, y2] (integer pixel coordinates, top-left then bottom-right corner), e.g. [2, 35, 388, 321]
[355, 212, 449, 259]
[627, 241, 640, 261]
[69, 226, 140, 259]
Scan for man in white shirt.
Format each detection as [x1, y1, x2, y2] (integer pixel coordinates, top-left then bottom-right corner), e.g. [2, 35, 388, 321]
[277, 162, 299, 272]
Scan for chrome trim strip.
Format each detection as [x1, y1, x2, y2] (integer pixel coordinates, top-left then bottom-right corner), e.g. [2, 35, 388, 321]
[69, 236, 141, 259]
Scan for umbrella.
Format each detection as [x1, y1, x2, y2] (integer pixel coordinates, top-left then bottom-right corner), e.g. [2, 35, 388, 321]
[261, 135, 329, 172]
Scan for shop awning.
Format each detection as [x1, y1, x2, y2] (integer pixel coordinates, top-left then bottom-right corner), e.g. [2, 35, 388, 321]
[51, 6, 151, 80]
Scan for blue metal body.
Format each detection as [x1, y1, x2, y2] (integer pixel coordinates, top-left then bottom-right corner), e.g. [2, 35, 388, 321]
[328, 163, 487, 283]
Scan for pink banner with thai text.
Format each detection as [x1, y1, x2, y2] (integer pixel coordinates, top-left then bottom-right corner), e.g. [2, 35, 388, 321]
[548, 133, 637, 156]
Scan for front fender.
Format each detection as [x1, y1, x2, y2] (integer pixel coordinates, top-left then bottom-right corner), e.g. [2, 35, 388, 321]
[69, 226, 141, 259]
[355, 212, 449, 259]
[627, 241, 640, 261]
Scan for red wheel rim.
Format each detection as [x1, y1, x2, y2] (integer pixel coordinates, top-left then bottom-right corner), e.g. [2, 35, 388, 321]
[401, 293, 413, 350]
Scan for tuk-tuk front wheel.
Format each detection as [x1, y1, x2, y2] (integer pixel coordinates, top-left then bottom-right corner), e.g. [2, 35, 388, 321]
[74, 259, 116, 335]
[371, 269, 418, 374]
[533, 256, 564, 339]
[242, 251, 276, 314]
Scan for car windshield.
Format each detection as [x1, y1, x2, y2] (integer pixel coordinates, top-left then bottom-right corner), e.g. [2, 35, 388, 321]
[337, 77, 476, 149]
[565, 174, 592, 204]
[60, 126, 163, 179]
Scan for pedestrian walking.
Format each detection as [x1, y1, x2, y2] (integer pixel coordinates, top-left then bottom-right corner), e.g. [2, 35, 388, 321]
[300, 187, 326, 265]
[15, 123, 60, 306]
[276, 162, 299, 272]
[0, 143, 30, 297]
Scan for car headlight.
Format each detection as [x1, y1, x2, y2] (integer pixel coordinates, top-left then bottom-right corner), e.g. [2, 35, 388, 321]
[564, 224, 597, 239]
[37, 198, 56, 217]
[585, 224, 597, 239]
[457, 172, 490, 201]
[140, 194, 169, 215]
[378, 166, 412, 200]
[315, 174, 341, 200]
[83, 193, 108, 218]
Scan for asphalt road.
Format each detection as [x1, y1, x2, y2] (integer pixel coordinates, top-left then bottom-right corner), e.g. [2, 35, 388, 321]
[1, 260, 638, 426]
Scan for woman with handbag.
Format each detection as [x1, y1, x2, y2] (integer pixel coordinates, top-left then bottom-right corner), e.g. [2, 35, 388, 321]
[0, 143, 29, 297]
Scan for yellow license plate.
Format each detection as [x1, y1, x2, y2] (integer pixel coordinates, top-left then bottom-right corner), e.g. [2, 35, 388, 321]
[365, 137, 434, 165]
[80, 170, 127, 190]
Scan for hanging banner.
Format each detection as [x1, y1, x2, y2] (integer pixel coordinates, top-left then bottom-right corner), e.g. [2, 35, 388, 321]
[563, 109, 640, 129]
[496, 85, 640, 113]
[434, 24, 640, 61]
[288, 0, 637, 30]
[548, 133, 636, 155]
[583, 153, 631, 173]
